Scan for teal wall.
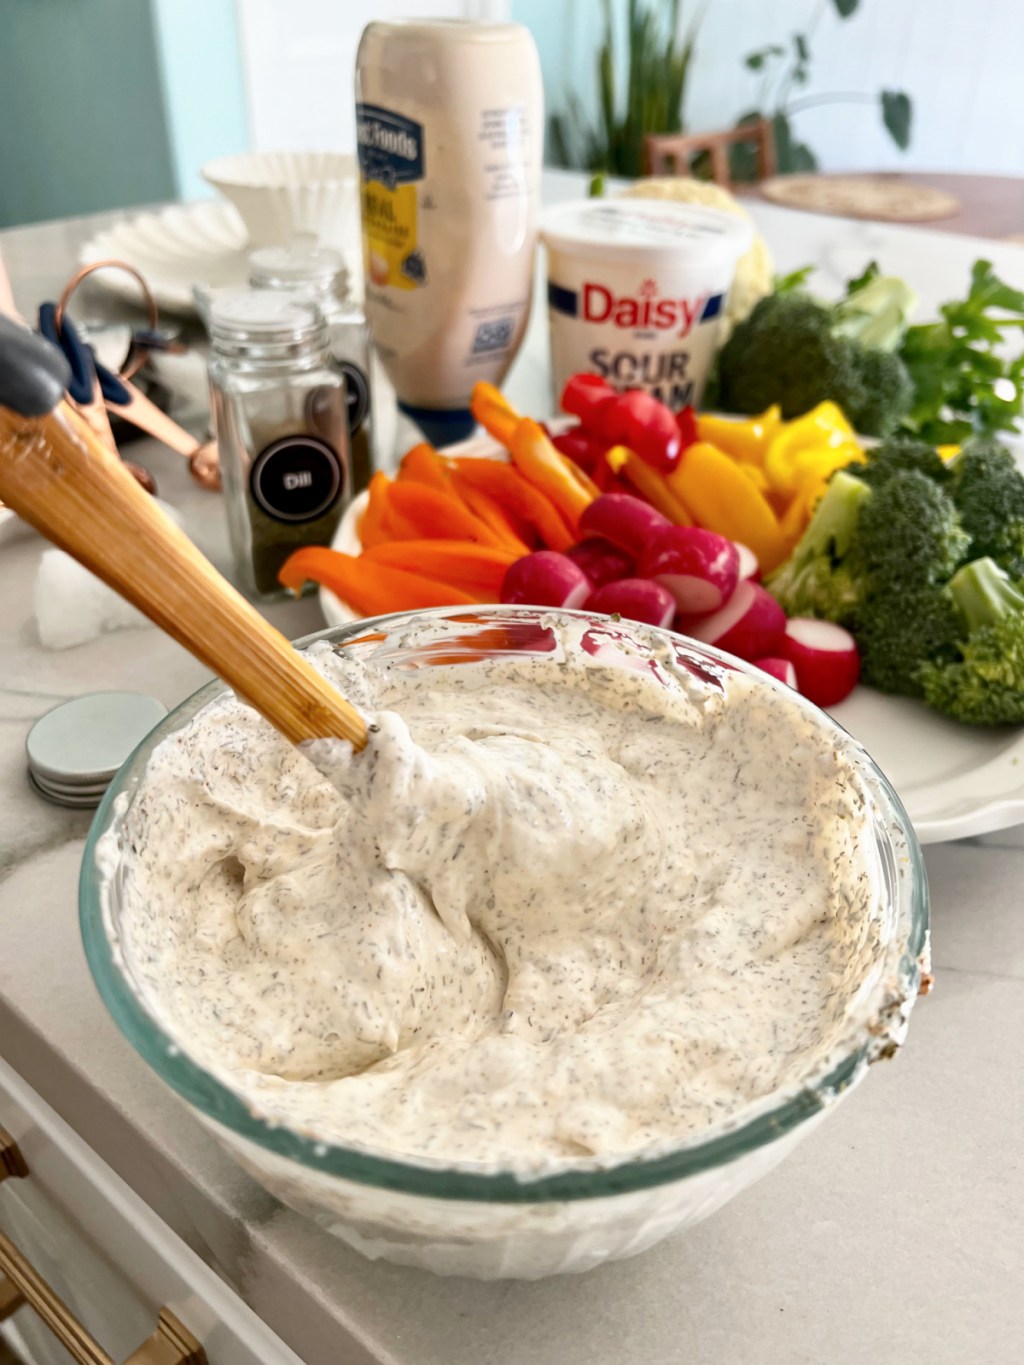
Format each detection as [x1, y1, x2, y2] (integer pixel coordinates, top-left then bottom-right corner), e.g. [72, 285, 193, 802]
[0, 0, 176, 227]
[0, 0, 248, 229]
[151, 0, 249, 203]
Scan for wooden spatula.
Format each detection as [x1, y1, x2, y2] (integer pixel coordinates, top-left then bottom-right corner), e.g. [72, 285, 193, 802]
[0, 315, 366, 751]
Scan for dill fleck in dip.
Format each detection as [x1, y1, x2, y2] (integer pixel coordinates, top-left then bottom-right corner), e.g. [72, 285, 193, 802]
[108, 620, 889, 1172]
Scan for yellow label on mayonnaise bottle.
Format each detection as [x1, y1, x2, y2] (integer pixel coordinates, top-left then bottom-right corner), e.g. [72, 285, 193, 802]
[356, 104, 425, 293]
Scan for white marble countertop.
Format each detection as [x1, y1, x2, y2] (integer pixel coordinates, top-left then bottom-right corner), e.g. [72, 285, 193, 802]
[2, 183, 1024, 1365]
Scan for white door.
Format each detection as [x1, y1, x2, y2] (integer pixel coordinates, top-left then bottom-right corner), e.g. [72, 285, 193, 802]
[236, 0, 511, 153]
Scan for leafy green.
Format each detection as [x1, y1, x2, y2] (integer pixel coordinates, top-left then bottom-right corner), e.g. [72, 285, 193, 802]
[881, 91, 912, 149]
[899, 260, 1024, 443]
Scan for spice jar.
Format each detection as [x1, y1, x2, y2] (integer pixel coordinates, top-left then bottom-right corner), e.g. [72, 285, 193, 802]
[205, 289, 350, 599]
[249, 242, 378, 493]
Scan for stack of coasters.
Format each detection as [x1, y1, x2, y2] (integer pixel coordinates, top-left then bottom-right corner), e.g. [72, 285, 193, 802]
[26, 691, 168, 809]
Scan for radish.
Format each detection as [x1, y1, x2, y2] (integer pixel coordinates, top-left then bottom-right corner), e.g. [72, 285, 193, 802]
[733, 541, 761, 582]
[579, 493, 670, 556]
[753, 656, 798, 688]
[638, 526, 739, 615]
[782, 618, 860, 706]
[676, 582, 786, 662]
[501, 552, 591, 609]
[566, 537, 635, 587]
[585, 578, 676, 630]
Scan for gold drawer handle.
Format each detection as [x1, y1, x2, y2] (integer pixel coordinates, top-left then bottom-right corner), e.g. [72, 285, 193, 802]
[0, 1126, 207, 1363]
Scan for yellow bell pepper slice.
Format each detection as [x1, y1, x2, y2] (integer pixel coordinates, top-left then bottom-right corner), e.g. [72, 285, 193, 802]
[763, 400, 857, 490]
[696, 406, 781, 465]
[668, 441, 788, 571]
[736, 461, 771, 495]
[766, 440, 864, 499]
[607, 446, 692, 525]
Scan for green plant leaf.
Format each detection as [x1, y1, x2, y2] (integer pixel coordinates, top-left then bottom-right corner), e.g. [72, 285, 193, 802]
[745, 43, 785, 70]
[789, 141, 819, 172]
[830, 0, 860, 17]
[794, 32, 810, 60]
[745, 51, 765, 71]
[881, 90, 912, 148]
[775, 265, 816, 293]
[548, 113, 571, 169]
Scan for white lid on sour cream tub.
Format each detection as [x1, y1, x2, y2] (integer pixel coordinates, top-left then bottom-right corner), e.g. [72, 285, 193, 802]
[539, 198, 752, 264]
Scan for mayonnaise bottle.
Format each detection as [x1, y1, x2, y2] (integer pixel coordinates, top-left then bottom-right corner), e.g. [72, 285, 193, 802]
[355, 20, 542, 446]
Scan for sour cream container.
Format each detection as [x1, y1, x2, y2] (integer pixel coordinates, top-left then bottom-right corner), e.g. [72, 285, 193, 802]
[540, 199, 752, 411]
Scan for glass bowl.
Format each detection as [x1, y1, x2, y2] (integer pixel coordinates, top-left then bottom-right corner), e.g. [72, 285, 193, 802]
[80, 608, 930, 1280]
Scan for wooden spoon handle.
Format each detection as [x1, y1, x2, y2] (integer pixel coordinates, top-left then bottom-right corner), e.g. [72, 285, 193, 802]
[0, 401, 366, 750]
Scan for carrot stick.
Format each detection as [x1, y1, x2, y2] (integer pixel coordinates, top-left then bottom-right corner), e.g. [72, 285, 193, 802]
[357, 471, 393, 547]
[386, 480, 506, 547]
[510, 418, 593, 528]
[398, 442, 451, 491]
[279, 547, 478, 615]
[470, 380, 520, 450]
[456, 483, 530, 553]
[449, 460, 575, 552]
[362, 540, 516, 596]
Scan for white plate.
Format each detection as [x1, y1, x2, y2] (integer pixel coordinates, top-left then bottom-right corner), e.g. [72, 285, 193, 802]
[79, 200, 364, 317]
[319, 430, 1024, 845]
[79, 201, 252, 314]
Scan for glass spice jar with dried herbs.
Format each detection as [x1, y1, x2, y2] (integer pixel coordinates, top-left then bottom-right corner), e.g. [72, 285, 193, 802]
[204, 290, 351, 599]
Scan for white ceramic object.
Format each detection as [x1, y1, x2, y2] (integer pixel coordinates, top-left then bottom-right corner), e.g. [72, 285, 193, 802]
[79, 202, 251, 314]
[201, 151, 359, 252]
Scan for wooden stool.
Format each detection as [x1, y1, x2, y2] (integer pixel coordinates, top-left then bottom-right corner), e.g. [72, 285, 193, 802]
[645, 120, 776, 188]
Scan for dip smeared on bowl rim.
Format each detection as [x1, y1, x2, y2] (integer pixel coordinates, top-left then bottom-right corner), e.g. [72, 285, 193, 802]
[97, 612, 923, 1177]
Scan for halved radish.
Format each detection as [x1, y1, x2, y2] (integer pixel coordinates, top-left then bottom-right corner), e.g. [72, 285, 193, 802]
[566, 537, 635, 587]
[677, 582, 786, 662]
[782, 618, 860, 706]
[501, 552, 591, 609]
[733, 541, 761, 583]
[579, 493, 670, 556]
[753, 656, 798, 688]
[638, 527, 739, 615]
[585, 578, 676, 629]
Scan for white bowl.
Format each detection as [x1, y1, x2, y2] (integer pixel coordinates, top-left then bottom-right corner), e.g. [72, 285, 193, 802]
[201, 151, 359, 250]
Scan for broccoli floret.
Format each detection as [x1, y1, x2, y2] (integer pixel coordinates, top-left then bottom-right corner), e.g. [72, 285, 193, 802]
[852, 470, 970, 589]
[949, 438, 1024, 577]
[853, 586, 964, 697]
[766, 470, 872, 620]
[919, 558, 1024, 724]
[715, 273, 916, 436]
[716, 295, 867, 424]
[845, 349, 916, 439]
[852, 436, 952, 489]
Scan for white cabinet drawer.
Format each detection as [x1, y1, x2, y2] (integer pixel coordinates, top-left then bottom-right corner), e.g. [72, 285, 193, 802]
[0, 1057, 305, 1365]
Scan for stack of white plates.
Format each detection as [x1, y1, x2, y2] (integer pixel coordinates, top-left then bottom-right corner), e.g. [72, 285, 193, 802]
[26, 691, 168, 810]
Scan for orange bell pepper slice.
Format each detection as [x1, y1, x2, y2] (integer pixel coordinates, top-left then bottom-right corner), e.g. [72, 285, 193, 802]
[362, 540, 516, 597]
[398, 442, 452, 491]
[606, 446, 692, 526]
[510, 418, 593, 529]
[470, 381, 520, 450]
[385, 480, 506, 547]
[668, 441, 788, 572]
[449, 459, 574, 552]
[279, 547, 478, 615]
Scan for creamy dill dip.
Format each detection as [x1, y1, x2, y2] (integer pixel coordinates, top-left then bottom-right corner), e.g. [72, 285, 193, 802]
[109, 620, 888, 1172]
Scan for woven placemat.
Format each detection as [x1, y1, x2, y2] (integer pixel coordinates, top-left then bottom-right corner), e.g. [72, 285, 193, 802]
[761, 174, 960, 222]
